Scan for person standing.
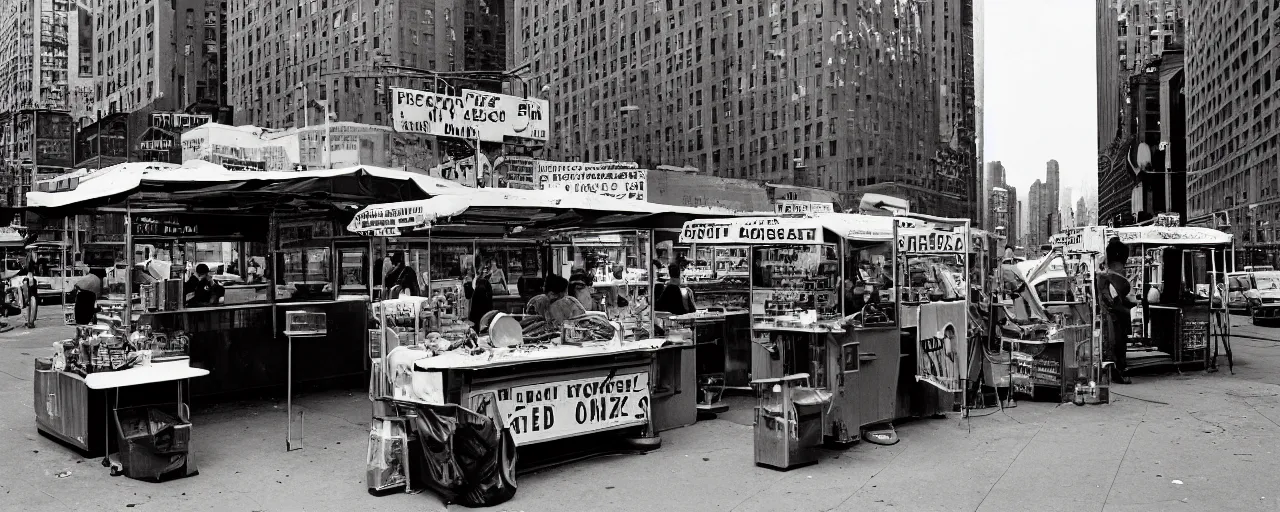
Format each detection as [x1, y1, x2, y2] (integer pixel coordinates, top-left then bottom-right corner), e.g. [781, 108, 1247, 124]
[72, 268, 106, 325]
[1097, 237, 1137, 384]
[14, 253, 39, 328]
[655, 263, 698, 315]
[383, 252, 421, 297]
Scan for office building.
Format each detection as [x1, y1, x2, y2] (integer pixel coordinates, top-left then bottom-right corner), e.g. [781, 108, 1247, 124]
[511, 0, 978, 220]
[226, 0, 507, 129]
[1097, 0, 1186, 225]
[1186, 0, 1279, 265]
[985, 160, 1017, 243]
[1045, 159, 1060, 235]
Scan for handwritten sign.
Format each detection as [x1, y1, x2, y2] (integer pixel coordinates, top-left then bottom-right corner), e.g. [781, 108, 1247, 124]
[471, 371, 650, 445]
[533, 161, 647, 200]
[897, 228, 968, 254]
[391, 87, 550, 143]
[139, 139, 173, 151]
[151, 113, 211, 130]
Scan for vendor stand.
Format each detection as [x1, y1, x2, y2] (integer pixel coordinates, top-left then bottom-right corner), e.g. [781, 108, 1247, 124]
[349, 188, 736, 503]
[893, 215, 972, 418]
[1113, 225, 1234, 373]
[679, 213, 901, 444]
[25, 162, 460, 472]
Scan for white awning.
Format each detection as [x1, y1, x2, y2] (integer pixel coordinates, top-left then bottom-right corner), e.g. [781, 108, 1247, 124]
[347, 187, 736, 235]
[1112, 226, 1233, 246]
[679, 212, 896, 244]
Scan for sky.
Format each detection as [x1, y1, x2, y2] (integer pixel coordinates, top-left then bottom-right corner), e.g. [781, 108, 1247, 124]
[983, 0, 1097, 198]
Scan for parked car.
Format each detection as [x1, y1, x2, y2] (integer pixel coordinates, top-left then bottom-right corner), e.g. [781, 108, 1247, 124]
[1224, 272, 1256, 314]
[1249, 271, 1280, 325]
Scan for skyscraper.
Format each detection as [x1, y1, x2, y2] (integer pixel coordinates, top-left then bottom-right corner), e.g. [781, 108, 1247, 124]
[1046, 159, 1060, 235]
[511, 0, 978, 220]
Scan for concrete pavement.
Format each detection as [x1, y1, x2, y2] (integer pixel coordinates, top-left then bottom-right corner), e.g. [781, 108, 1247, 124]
[0, 310, 1276, 511]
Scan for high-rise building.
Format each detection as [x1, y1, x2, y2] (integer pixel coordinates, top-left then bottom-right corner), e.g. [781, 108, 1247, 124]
[1186, 0, 1278, 265]
[0, 0, 92, 205]
[1045, 159, 1060, 235]
[1097, 0, 1186, 225]
[974, 0, 985, 229]
[226, 0, 507, 130]
[1076, 196, 1088, 227]
[1027, 178, 1043, 248]
[511, 0, 978, 220]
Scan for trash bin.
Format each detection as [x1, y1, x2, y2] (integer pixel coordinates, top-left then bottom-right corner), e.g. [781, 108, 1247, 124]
[111, 405, 194, 481]
[750, 373, 832, 470]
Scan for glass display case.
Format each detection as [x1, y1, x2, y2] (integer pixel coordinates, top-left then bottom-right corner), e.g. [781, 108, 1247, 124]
[550, 230, 654, 339]
[749, 244, 840, 329]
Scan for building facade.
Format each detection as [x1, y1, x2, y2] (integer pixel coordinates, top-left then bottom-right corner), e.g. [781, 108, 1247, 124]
[1186, 0, 1279, 265]
[1045, 159, 1060, 235]
[1097, 0, 1186, 225]
[511, 0, 978, 220]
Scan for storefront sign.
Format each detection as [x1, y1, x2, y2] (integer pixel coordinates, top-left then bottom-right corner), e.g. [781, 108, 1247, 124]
[132, 215, 195, 237]
[1153, 213, 1181, 227]
[348, 204, 428, 234]
[533, 161, 647, 200]
[151, 113, 211, 131]
[471, 371, 650, 445]
[915, 302, 967, 392]
[139, 139, 174, 151]
[897, 229, 968, 254]
[680, 218, 820, 244]
[774, 200, 834, 215]
[390, 88, 550, 143]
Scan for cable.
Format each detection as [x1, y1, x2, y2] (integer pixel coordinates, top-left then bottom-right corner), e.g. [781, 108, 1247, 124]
[1110, 391, 1168, 405]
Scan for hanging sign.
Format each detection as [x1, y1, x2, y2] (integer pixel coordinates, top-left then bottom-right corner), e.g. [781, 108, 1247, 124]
[680, 218, 821, 244]
[150, 113, 211, 130]
[533, 161, 647, 200]
[915, 301, 967, 392]
[390, 87, 550, 143]
[470, 371, 650, 445]
[897, 228, 968, 254]
[348, 204, 428, 234]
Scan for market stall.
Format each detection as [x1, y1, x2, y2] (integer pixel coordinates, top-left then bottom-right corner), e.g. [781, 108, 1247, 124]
[348, 188, 736, 504]
[1113, 225, 1234, 372]
[679, 213, 901, 445]
[893, 214, 972, 418]
[25, 161, 464, 470]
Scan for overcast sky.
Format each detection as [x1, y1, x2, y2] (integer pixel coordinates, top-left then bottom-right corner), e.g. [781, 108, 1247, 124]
[983, 0, 1097, 198]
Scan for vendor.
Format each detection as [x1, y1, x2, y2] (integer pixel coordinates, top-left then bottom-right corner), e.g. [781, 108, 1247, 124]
[655, 263, 698, 315]
[184, 263, 225, 307]
[486, 258, 509, 295]
[569, 268, 596, 310]
[531, 274, 587, 330]
[384, 252, 421, 297]
[72, 268, 106, 325]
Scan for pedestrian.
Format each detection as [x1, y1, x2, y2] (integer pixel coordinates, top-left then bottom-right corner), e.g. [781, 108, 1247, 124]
[72, 268, 106, 325]
[1097, 237, 1136, 384]
[14, 253, 39, 328]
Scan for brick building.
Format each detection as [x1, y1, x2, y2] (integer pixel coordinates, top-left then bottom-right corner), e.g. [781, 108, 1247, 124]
[510, 0, 978, 220]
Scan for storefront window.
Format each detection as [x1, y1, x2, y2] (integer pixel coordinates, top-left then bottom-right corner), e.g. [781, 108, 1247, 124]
[750, 244, 840, 327]
[844, 240, 896, 324]
[276, 247, 332, 301]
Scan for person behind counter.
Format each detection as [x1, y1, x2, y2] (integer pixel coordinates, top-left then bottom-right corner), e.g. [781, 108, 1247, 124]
[467, 269, 495, 328]
[184, 264, 225, 307]
[72, 268, 106, 325]
[655, 263, 698, 315]
[524, 274, 587, 331]
[384, 252, 421, 297]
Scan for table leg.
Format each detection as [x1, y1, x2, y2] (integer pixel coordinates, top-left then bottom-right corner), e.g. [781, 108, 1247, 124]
[287, 336, 292, 451]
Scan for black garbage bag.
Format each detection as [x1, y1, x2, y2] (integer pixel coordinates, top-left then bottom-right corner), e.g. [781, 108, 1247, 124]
[405, 403, 518, 507]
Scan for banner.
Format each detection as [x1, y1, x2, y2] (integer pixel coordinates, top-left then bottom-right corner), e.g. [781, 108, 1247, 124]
[151, 113, 211, 131]
[680, 217, 821, 244]
[471, 371, 650, 445]
[533, 161, 647, 200]
[390, 87, 550, 143]
[348, 204, 429, 234]
[897, 228, 968, 254]
[774, 200, 834, 215]
[916, 301, 968, 392]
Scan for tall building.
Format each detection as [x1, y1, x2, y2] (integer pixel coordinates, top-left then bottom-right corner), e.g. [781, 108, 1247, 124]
[1186, 0, 1278, 265]
[227, 0, 507, 129]
[0, 0, 92, 205]
[974, 0, 985, 229]
[985, 160, 1017, 243]
[1076, 196, 1088, 227]
[1097, 0, 1186, 225]
[511, 0, 978, 220]
[1045, 159, 1060, 235]
[1027, 178, 1043, 248]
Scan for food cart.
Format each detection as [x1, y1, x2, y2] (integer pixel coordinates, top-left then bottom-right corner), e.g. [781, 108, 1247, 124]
[24, 161, 458, 465]
[348, 188, 736, 502]
[1113, 225, 1234, 373]
[893, 215, 972, 418]
[679, 213, 902, 444]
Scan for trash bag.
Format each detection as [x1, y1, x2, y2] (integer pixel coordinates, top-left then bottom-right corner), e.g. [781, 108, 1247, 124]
[405, 403, 517, 507]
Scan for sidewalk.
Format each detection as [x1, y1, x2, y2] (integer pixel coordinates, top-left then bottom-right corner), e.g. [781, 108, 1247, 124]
[1, 316, 1277, 511]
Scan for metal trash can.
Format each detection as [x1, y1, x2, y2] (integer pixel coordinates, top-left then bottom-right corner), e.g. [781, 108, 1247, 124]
[750, 373, 831, 470]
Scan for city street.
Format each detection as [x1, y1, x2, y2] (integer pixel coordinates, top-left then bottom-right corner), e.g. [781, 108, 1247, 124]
[1, 309, 1278, 512]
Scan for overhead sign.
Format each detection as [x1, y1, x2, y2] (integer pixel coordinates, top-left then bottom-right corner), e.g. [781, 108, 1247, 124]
[1153, 212, 1181, 227]
[774, 200, 834, 215]
[347, 204, 428, 234]
[897, 228, 968, 254]
[470, 371, 650, 445]
[390, 87, 550, 143]
[533, 161, 647, 200]
[151, 113, 211, 131]
[680, 218, 821, 244]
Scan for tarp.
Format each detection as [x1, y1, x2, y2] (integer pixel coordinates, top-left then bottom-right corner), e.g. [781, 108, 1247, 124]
[25, 160, 465, 209]
[405, 403, 517, 507]
[1111, 225, 1233, 246]
[347, 188, 737, 235]
[678, 212, 896, 244]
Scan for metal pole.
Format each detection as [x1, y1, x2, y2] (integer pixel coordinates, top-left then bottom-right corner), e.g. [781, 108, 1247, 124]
[324, 102, 332, 169]
[123, 202, 133, 332]
[474, 135, 482, 187]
